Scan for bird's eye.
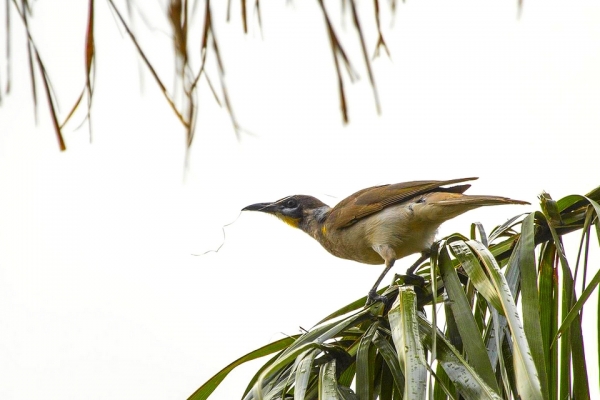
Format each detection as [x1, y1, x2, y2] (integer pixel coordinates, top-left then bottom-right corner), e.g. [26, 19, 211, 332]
[285, 199, 298, 208]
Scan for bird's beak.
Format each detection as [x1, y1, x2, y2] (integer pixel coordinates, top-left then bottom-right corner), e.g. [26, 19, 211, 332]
[242, 202, 276, 213]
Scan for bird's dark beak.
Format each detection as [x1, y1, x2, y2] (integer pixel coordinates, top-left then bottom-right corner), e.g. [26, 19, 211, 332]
[242, 202, 276, 213]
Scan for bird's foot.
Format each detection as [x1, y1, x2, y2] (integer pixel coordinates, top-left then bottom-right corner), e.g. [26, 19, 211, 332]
[403, 273, 426, 287]
[366, 289, 389, 306]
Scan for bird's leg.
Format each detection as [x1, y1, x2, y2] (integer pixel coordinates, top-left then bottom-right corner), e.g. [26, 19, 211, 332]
[367, 245, 397, 305]
[403, 250, 430, 286]
[367, 260, 395, 305]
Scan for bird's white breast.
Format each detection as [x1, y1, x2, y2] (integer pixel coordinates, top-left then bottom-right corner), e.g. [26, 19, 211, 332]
[324, 202, 441, 265]
[365, 204, 440, 259]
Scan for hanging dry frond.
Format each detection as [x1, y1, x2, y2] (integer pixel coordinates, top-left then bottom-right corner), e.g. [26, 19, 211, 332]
[373, 0, 390, 59]
[254, 0, 262, 34]
[36, 50, 66, 150]
[168, 0, 188, 73]
[1, 1, 527, 152]
[318, 0, 351, 123]
[11, 0, 66, 150]
[60, 0, 95, 142]
[107, 0, 188, 128]
[241, 0, 247, 33]
[349, 0, 381, 114]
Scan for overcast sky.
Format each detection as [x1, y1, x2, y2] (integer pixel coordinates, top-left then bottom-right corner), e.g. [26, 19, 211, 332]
[1, 1, 599, 399]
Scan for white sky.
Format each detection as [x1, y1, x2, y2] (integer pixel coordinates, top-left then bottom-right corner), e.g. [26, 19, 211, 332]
[1, 0, 599, 399]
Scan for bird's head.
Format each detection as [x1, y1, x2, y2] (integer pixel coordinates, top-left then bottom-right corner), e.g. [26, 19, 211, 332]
[242, 195, 330, 230]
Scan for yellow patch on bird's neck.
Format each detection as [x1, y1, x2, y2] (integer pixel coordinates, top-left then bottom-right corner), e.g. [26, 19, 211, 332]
[277, 214, 301, 228]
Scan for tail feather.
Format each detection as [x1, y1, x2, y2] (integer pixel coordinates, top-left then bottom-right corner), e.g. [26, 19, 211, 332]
[420, 192, 529, 223]
[434, 195, 530, 207]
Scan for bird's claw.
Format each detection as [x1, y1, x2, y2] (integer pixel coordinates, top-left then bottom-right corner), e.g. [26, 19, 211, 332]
[403, 273, 426, 287]
[366, 289, 389, 306]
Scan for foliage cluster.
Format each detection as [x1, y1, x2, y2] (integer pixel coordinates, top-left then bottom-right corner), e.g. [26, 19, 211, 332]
[192, 185, 600, 400]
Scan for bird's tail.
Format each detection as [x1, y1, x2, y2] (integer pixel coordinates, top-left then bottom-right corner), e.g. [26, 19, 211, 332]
[432, 194, 530, 207]
[419, 192, 529, 222]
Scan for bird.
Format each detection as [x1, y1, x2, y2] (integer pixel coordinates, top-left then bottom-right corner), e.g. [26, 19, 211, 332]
[242, 177, 529, 303]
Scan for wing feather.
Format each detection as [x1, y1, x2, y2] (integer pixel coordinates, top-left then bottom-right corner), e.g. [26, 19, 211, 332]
[327, 177, 478, 229]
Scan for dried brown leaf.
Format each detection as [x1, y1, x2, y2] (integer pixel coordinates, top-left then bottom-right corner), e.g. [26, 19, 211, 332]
[254, 0, 262, 36]
[60, 0, 95, 135]
[168, 0, 188, 70]
[241, 0, 247, 33]
[107, 0, 188, 128]
[18, 0, 38, 119]
[349, 0, 380, 114]
[36, 52, 66, 150]
[12, 0, 65, 149]
[318, 0, 349, 123]
[373, 0, 390, 59]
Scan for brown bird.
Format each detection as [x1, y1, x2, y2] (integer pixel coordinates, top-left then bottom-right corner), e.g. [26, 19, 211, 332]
[242, 177, 528, 303]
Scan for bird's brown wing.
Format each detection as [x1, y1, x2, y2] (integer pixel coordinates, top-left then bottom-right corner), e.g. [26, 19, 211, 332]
[326, 177, 478, 230]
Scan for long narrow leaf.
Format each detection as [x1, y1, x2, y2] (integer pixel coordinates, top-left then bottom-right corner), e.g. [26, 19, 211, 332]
[515, 213, 549, 398]
[388, 287, 426, 400]
[356, 323, 378, 400]
[379, 361, 394, 400]
[449, 241, 503, 313]
[242, 347, 292, 399]
[319, 360, 341, 400]
[558, 256, 572, 400]
[282, 309, 369, 360]
[487, 214, 528, 243]
[253, 343, 324, 399]
[569, 309, 591, 400]
[483, 234, 523, 371]
[466, 240, 543, 400]
[294, 349, 319, 400]
[538, 242, 558, 399]
[417, 316, 502, 400]
[372, 331, 405, 395]
[188, 336, 297, 400]
[432, 360, 457, 400]
[272, 311, 364, 369]
[315, 296, 370, 326]
[491, 307, 511, 398]
[554, 268, 600, 343]
[438, 243, 499, 392]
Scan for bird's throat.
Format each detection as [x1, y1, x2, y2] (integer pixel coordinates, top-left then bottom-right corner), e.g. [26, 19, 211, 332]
[277, 214, 301, 228]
